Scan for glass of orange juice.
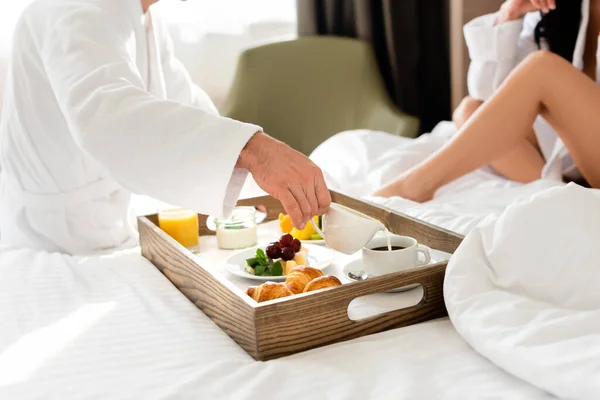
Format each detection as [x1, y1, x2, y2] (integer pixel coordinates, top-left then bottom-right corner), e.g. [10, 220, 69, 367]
[157, 208, 200, 253]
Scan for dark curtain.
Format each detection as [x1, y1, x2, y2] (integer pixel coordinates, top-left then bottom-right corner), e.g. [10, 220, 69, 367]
[297, 0, 451, 134]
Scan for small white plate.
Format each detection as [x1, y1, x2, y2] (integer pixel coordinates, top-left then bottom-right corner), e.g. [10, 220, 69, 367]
[225, 244, 334, 281]
[341, 259, 420, 293]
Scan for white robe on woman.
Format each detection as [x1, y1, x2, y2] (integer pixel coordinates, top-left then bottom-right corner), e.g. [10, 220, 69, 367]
[0, 0, 261, 255]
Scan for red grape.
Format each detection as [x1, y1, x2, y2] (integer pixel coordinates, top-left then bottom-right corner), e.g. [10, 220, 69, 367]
[292, 238, 301, 253]
[266, 244, 282, 259]
[281, 246, 295, 261]
[279, 234, 294, 248]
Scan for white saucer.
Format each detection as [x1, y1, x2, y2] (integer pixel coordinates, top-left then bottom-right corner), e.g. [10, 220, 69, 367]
[341, 259, 421, 293]
[225, 244, 334, 281]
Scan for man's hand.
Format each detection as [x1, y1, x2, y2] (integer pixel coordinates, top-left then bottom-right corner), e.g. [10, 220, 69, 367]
[237, 132, 331, 229]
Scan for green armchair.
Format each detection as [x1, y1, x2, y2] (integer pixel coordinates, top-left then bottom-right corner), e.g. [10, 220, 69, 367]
[223, 36, 420, 155]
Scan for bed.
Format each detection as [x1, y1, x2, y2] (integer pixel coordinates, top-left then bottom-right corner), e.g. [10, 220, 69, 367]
[1, 123, 590, 399]
[0, 243, 551, 400]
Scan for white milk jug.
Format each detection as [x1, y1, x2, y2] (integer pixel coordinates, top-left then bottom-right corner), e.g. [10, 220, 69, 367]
[311, 203, 386, 255]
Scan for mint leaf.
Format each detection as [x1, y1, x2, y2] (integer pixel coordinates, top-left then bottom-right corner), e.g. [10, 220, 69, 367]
[268, 261, 283, 276]
[250, 248, 270, 275]
[255, 248, 268, 266]
[254, 264, 267, 276]
[245, 257, 259, 267]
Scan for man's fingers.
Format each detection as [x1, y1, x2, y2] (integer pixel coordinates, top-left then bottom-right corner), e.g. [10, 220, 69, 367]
[280, 191, 304, 230]
[289, 185, 311, 229]
[303, 181, 320, 220]
[314, 170, 331, 215]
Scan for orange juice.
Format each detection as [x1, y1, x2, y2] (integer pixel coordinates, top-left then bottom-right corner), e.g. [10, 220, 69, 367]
[158, 208, 199, 251]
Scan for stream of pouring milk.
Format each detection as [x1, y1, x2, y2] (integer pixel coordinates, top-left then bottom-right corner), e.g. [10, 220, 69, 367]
[384, 228, 392, 251]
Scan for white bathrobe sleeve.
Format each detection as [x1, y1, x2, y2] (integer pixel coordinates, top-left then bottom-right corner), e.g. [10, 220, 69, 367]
[37, 6, 261, 218]
[464, 12, 541, 101]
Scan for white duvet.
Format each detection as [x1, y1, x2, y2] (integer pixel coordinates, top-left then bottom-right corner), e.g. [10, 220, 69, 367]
[1, 123, 593, 399]
[445, 184, 600, 399]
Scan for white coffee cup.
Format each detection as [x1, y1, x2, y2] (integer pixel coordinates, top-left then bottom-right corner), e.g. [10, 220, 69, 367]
[311, 203, 386, 255]
[361, 235, 431, 277]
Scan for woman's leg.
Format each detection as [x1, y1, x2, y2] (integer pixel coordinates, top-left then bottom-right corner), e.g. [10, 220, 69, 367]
[452, 96, 484, 127]
[374, 51, 600, 201]
[453, 96, 545, 183]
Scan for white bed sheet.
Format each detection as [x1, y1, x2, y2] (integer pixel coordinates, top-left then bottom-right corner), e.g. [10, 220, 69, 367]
[0, 123, 564, 399]
[0, 244, 551, 400]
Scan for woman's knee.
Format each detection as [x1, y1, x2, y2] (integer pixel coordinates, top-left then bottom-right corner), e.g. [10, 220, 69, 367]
[452, 96, 483, 128]
[524, 49, 560, 65]
[521, 50, 570, 79]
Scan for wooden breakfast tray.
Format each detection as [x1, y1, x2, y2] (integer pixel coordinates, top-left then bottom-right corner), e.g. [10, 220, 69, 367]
[138, 191, 463, 361]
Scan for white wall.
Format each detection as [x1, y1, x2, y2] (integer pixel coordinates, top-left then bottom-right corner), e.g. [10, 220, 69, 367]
[0, 0, 297, 111]
[157, 0, 297, 110]
[167, 22, 296, 110]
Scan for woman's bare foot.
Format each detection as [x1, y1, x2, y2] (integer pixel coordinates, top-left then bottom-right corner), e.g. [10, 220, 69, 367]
[372, 174, 436, 203]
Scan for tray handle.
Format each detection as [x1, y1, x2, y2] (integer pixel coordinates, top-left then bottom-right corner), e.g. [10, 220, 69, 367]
[253, 262, 447, 360]
[261, 262, 447, 333]
[339, 262, 446, 329]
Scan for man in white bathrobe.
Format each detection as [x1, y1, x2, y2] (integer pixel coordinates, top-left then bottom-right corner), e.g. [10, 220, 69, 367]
[0, 0, 330, 255]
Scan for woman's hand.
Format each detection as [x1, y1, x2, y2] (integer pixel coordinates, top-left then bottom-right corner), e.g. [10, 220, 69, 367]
[530, 0, 556, 13]
[498, 0, 555, 24]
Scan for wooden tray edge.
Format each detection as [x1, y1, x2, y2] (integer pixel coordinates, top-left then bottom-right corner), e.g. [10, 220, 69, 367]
[138, 190, 462, 361]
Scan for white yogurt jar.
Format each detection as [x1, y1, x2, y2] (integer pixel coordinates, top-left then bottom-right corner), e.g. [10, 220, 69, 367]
[215, 207, 258, 250]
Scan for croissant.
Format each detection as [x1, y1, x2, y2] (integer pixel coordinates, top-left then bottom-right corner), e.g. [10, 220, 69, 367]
[303, 276, 342, 293]
[285, 266, 324, 294]
[246, 282, 293, 303]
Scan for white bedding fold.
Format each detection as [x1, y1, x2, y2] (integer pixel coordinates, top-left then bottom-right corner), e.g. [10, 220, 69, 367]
[445, 183, 600, 399]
